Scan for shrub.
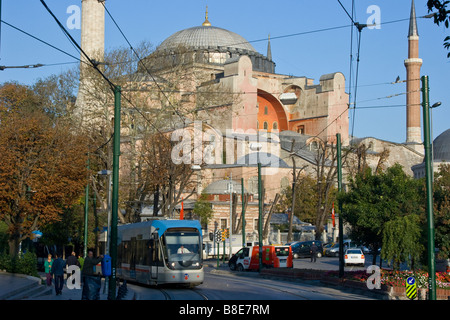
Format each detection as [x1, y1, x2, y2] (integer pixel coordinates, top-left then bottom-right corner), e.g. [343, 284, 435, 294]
[0, 252, 39, 277]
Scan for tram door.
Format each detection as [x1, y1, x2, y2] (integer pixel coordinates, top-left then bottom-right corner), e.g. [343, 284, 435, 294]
[148, 238, 158, 279]
[130, 237, 137, 279]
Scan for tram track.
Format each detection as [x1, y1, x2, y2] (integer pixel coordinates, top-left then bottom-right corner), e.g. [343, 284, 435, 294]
[207, 272, 312, 300]
[155, 286, 209, 300]
[206, 271, 371, 300]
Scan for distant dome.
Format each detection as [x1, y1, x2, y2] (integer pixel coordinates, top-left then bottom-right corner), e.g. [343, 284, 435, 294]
[157, 26, 257, 53]
[433, 128, 450, 161]
[203, 179, 245, 195]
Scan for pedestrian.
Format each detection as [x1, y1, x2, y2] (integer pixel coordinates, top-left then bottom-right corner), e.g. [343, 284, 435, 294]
[44, 254, 53, 286]
[78, 254, 84, 270]
[66, 251, 80, 268]
[66, 251, 80, 286]
[51, 252, 65, 295]
[81, 249, 104, 300]
[310, 242, 318, 263]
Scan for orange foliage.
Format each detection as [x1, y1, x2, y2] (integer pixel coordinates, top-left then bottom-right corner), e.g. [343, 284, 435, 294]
[0, 84, 88, 253]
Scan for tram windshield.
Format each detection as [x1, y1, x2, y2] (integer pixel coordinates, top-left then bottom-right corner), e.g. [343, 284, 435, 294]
[162, 229, 202, 270]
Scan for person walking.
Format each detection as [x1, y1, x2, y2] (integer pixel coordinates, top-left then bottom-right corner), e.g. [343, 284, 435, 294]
[81, 249, 104, 300]
[44, 254, 53, 286]
[310, 242, 318, 263]
[51, 252, 65, 295]
[66, 251, 80, 268]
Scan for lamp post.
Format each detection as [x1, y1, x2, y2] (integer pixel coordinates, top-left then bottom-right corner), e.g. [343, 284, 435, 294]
[421, 75, 436, 300]
[97, 170, 112, 253]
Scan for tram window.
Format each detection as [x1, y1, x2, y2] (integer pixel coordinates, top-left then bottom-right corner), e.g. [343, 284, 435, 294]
[146, 239, 159, 264]
[136, 240, 144, 265]
[123, 242, 130, 263]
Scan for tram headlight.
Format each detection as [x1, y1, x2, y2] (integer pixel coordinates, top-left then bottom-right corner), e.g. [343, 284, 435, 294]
[167, 262, 177, 270]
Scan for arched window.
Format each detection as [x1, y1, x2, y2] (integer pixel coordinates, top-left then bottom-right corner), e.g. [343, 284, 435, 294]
[263, 122, 268, 130]
[273, 122, 278, 130]
[264, 106, 268, 115]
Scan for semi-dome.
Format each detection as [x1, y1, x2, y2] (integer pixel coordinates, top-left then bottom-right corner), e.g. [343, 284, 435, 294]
[157, 25, 257, 53]
[433, 128, 450, 161]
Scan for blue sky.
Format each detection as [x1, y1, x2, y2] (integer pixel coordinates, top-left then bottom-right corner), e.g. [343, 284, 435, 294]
[1, 0, 449, 144]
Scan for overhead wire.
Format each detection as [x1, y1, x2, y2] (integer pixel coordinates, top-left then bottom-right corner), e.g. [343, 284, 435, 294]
[38, 0, 174, 150]
[0, 19, 83, 64]
[101, 2, 187, 127]
[34, 2, 423, 186]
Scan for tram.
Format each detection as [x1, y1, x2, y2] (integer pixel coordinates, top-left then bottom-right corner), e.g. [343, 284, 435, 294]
[117, 219, 204, 287]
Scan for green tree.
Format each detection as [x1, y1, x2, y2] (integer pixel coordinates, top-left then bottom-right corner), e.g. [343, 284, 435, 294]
[339, 164, 424, 266]
[427, 0, 450, 58]
[277, 175, 318, 224]
[433, 164, 450, 260]
[193, 192, 213, 226]
[382, 214, 424, 270]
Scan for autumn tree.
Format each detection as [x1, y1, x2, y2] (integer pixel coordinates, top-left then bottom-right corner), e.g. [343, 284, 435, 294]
[0, 83, 88, 257]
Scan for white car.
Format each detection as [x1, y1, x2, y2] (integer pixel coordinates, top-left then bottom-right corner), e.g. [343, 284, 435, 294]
[344, 248, 365, 267]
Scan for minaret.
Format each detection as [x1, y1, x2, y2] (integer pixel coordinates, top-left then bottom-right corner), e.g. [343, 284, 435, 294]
[267, 34, 272, 61]
[74, 0, 105, 124]
[404, 0, 423, 150]
[80, 0, 105, 68]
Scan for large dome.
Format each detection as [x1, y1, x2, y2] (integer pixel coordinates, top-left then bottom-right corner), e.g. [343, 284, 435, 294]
[433, 128, 450, 161]
[145, 14, 275, 74]
[157, 25, 257, 53]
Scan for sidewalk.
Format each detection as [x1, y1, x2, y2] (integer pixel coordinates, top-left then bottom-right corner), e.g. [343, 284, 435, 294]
[0, 271, 136, 300]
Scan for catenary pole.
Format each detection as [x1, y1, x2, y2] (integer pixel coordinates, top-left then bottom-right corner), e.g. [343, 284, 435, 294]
[241, 178, 246, 247]
[258, 162, 263, 271]
[336, 133, 344, 278]
[108, 85, 121, 300]
[421, 75, 436, 300]
[84, 157, 90, 258]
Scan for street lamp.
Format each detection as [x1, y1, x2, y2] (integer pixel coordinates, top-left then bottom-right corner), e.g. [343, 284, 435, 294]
[430, 102, 442, 183]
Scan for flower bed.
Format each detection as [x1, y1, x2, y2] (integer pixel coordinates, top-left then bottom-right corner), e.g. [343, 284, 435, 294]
[324, 269, 450, 289]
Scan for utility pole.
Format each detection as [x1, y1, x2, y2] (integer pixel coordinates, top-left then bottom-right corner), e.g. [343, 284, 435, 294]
[228, 173, 233, 258]
[289, 157, 297, 243]
[336, 133, 344, 279]
[258, 162, 263, 271]
[421, 75, 436, 300]
[241, 178, 246, 247]
[84, 157, 90, 258]
[108, 85, 121, 300]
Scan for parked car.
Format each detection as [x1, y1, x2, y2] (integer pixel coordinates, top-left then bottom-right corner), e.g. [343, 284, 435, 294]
[322, 242, 334, 256]
[344, 248, 365, 267]
[289, 240, 323, 259]
[325, 243, 340, 257]
[324, 240, 354, 257]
